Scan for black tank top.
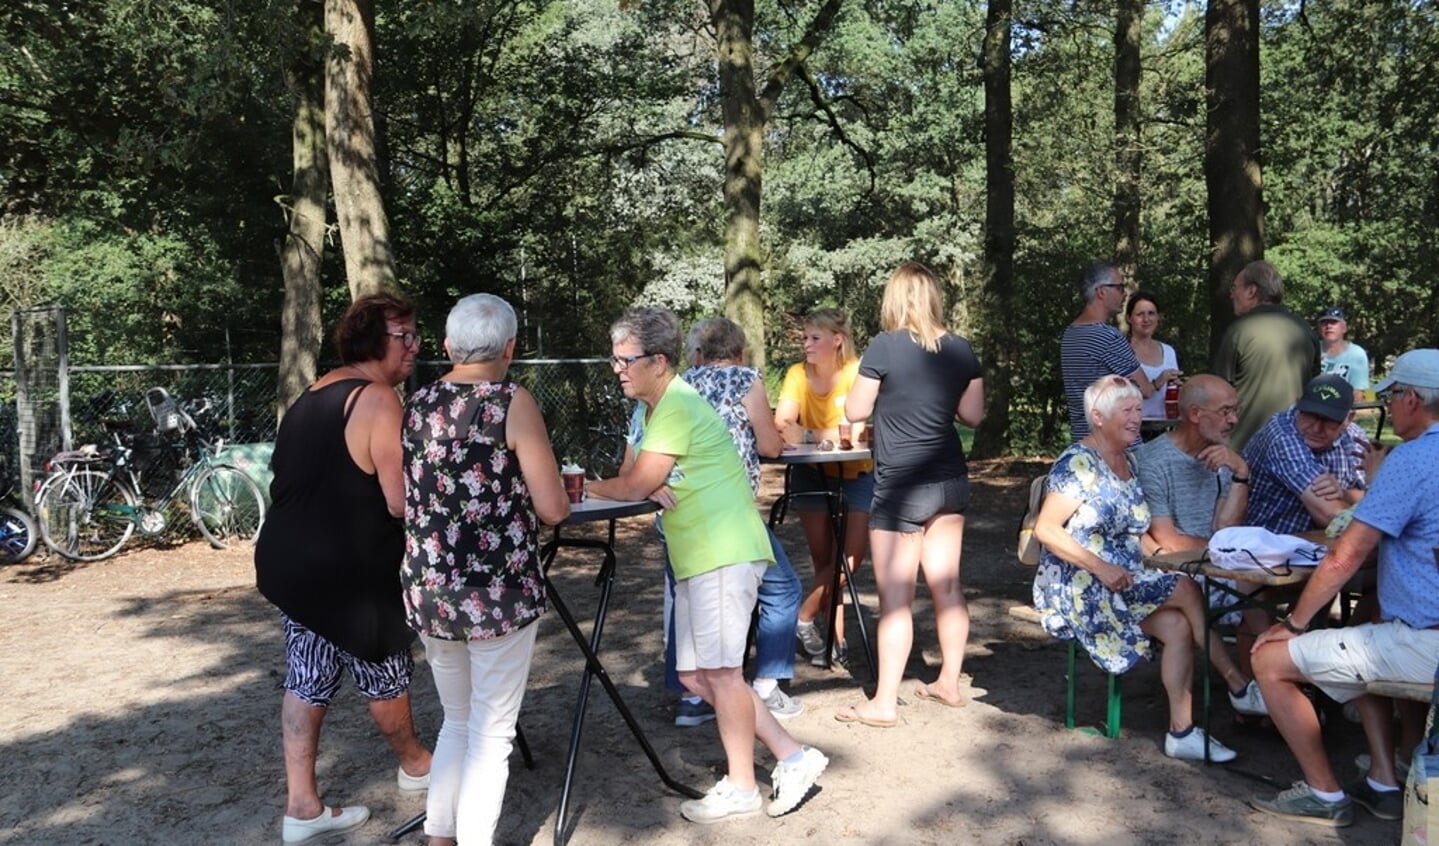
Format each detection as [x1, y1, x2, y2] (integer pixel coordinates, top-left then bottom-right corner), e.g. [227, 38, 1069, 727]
[255, 378, 411, 661]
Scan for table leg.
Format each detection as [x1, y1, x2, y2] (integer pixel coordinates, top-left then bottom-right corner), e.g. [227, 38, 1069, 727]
[541, 531, 703, 846]
[819, 485, 877, 684]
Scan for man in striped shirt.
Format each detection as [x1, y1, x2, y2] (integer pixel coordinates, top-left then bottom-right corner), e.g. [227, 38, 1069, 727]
[1060, 262, 1167, 440]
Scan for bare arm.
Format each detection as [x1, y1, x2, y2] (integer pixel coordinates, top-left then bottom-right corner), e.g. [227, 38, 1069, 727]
[1300, 474, 1349, 526]
[506, 386, 570, 526]
[955, 378, 985, 428]
[1032, 490, 1136, 592]
[844, 374, 879, 423]
[348, 382, 405, 518]
[773, 397, 806, 445]
[1253, 520, 1381, 651]
[1195, 444, 1249, 531]
[1128, 366, 1157, 398]
[1144, 516, 1208, 554]
[742, 378, 784, 458]
[587, 449, 678, 503]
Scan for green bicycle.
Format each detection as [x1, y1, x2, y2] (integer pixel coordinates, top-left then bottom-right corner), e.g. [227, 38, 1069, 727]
[35, 388, 266, 562]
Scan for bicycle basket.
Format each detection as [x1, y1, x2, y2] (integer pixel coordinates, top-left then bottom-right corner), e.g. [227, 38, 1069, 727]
[146, 388, 193, 434]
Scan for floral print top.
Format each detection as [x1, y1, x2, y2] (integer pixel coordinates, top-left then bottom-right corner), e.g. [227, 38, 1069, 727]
[400, 379, 545, 641]
[1031, 443, 1180, 674]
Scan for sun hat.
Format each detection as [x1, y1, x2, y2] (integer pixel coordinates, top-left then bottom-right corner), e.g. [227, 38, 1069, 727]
[1295, 373, 1354, 422]
[1375, 348, 1439, 391]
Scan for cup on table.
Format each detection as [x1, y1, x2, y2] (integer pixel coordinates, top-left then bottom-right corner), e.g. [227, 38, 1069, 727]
[561, 466, 585, 504]
[838, 421, 853, 450]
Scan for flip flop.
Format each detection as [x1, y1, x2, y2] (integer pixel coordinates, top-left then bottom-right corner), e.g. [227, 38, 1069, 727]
[834, 705, 898, 728]
[913, 683, 968, 709]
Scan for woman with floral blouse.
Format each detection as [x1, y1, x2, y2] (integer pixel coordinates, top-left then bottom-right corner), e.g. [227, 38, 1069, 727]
[400, 293, 569, 846]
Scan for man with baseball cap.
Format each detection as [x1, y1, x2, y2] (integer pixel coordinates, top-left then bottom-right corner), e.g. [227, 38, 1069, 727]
[1242, 373, 1371, 535]
[1317, 306, 1371, 399]
[1248, 349, 1439, 826]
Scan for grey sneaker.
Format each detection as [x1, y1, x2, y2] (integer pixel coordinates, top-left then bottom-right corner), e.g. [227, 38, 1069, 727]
[795, 620, 825, 657]
[1346, 777, 1403, 821]
[767, 746, 829, 817]
[674, 698, 716, 727]
[811, 641, 848, 668]
[763, 687, 804, 720]
[1228, 680, 1268, 716]
[680, 777, 763, 824]
[1249, 781, 1354, 827]
[1163, 727, 1237, 763]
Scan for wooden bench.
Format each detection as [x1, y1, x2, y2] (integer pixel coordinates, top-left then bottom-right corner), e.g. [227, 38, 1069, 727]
[1365, 680, 1435, 703]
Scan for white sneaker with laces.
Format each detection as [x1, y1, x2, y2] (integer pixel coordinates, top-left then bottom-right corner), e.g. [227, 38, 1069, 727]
[763, 687, 805, 720]
[680, 777, 763, 824]
[767, 746, 829, 817]
[1164, 727, 1237, 763]
[795, 620, 825, 657]
[1228, 680, 1268, 716]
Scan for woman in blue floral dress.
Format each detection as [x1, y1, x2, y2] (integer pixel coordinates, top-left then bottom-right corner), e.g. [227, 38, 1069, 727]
[1032, 374, 1242, 762]
[400, 294, 569, 846]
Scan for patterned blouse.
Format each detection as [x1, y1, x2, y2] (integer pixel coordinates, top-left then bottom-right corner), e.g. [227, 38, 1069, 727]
[400, 379, 545, 641]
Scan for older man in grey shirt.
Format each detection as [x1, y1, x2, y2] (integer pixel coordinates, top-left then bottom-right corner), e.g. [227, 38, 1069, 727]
[1135, 374, 1266, 715]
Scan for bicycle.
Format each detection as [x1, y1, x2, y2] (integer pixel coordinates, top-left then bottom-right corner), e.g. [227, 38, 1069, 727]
[34, 388, 266, 562]
[0, 477, 38, 565]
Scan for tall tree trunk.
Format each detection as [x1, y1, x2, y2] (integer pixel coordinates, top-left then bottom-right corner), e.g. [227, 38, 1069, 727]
[1205, 0, 1264, 358]
[277, 0, 327, 419]
[971, 0, 1015, 459]
[325, 0, 396, 299]
[711, 0, 766, 373]
[1113, 0, 1142, 281]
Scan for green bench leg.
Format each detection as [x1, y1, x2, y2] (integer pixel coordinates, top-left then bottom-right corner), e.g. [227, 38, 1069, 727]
[1066, 639, 1122, 738]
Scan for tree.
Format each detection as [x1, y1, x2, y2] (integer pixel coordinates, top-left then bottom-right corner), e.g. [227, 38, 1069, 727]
[1112, 0, 1142, 279]
[1204, 0, 1263, 358]
[326, 0, 396, 298]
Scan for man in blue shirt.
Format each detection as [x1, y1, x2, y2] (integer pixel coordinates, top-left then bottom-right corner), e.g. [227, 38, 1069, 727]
[1243, 374, 1366, 535]
[1249, 349, 1439, 828]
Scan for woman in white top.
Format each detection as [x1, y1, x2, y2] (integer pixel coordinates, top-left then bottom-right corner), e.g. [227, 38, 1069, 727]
[1125, 290, 1182, 419]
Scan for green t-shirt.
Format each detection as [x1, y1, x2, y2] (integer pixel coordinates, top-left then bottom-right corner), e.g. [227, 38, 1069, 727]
[640, 378, 773, 580]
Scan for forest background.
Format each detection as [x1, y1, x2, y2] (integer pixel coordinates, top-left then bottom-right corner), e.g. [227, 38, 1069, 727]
[1, 0, 1436, 455]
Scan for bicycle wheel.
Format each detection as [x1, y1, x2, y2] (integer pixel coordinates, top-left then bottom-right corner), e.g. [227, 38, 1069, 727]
[36, 468, 137, 561]
[0, 505, 37, 564]
[190, 464, 265, 549]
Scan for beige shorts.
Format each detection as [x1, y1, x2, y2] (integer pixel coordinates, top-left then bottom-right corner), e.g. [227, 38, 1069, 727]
[1288, 621, 1439, 704]
[673, 561, 767, 672]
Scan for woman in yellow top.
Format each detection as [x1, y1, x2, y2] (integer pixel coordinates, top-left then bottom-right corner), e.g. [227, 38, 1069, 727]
[774, 308, 874, 666]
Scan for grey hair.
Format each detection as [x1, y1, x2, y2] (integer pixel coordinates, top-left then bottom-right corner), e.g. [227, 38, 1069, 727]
[1084, 374, 1143, 422]
[445, 293, 516, 364]
[610, 307, 681, 369]
[687, 317, 747, 364]
[1239, 260, 1284, 304]
[1079, 261, 1119, 303]
[1405, 384, 1439, 416]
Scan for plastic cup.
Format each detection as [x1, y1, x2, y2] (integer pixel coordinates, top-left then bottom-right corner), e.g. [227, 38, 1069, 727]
[838, 421, 853, 450]
[562, 470, 585, 504]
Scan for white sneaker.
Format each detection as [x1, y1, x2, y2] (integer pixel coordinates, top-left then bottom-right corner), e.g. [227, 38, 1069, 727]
[795, 620, 825, 657]
[680, 777, 763, 824]
[1228, 680, 1269, 716]
[767, 746, 829, 817]
[763, 687, 805, 720]
[397, 765, 429, 792]
[281, 805, 370, 843]
[1164, 727, 1238, 763]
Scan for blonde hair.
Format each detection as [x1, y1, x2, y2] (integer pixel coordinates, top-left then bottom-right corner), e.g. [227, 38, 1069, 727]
[803, 308, 856, 364]
[880, 261, 946, 353]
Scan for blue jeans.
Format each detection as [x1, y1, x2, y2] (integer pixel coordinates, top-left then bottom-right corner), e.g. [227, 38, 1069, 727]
[664, 527, 801, 691]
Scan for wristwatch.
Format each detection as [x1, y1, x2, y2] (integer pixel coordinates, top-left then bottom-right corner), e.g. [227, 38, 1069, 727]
[1279, 615, 1308, 634]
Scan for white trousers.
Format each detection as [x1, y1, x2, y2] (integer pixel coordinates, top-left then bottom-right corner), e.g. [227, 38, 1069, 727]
[421, 623, 539, 843]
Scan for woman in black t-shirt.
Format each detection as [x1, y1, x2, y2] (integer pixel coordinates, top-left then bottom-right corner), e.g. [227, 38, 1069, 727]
[834, 262, 986, 728]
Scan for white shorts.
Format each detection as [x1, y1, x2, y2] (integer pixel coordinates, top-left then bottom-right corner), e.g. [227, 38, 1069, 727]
[673, 561, 766, 672]
[1288, 620, 1439, 704]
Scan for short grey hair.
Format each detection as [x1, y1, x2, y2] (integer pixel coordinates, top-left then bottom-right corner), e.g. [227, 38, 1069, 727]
[1084, 374, 1143, 422]
[445, 293, 516, 364]
[1079, 261, 1119, 303]
[687, 317, 747, 364]
[1403, 384, 1439, 416]
[610, 307, 680, 369]
[1239, 260, 1284, 304]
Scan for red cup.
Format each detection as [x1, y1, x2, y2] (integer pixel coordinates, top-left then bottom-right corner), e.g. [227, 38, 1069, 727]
[562, 471, 585, 504]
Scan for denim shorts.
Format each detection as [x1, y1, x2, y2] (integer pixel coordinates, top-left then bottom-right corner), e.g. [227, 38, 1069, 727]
[869, 477, 971, 533]
[787, 465, 875, 514]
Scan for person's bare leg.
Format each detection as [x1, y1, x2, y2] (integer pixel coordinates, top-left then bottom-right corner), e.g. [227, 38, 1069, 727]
[1166, 578, 1248, 691]
[796, 510, 835, 628]
[1357, 694, 1400, 787]
[1140, 609, 1194, 731]
[281, 692, 328, 820]
[848, 526, 918, 720]
[1398, 700, 1425, 769]
[1253, 639, 1341, 791]
[368, 692, 431, 779]
[700, 667, 760, 791]
[918, 514, 968, 702]
[834, 510, 871, 646]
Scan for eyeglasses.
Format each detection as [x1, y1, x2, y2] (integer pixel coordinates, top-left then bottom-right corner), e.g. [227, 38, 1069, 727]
[1381, 386, 1413, 403]
[1202, 404, 1241, 418]
[387, 330, 420, 349]
[1101, 283, 1127, 292]
[609, 352, 657, 372]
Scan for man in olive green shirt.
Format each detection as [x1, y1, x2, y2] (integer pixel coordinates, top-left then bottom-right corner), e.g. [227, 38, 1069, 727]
[1212, 260, 1320, 450]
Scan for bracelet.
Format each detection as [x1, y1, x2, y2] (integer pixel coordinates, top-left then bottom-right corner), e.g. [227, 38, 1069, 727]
[1279, 615, 1308, 634]
[1231, 475, 1250, 485]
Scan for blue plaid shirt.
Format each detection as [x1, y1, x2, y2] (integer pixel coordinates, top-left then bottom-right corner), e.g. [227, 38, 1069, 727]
[1243, 407, 1365, 533]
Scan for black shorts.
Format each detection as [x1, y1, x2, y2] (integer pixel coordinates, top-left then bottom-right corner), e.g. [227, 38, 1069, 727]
[868, 477, 970, 533]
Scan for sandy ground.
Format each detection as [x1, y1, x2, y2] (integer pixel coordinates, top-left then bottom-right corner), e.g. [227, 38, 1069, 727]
[0, 459, 1408, 845]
